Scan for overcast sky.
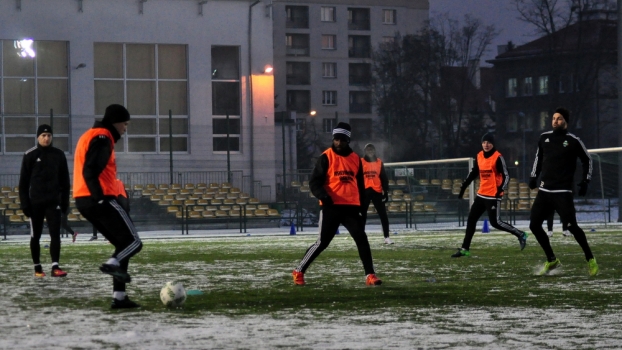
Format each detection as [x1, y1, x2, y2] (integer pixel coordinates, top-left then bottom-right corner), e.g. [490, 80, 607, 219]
[429, 0, 539, 64]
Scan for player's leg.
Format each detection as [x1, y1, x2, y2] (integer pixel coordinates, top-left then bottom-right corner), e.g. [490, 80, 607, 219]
[44, 204, 66, 277]
[29, 204, 46, 277]
[341, 206, 376, 277]
[455, 196, 487, 256]
[546, 212, 554, 237]
[486, 198, 527, 250]
[529, 192, 559, 272]
[371, 192, 390, 240]
[554, 193, 594, 261]
[360, 189, 373, 231]
[294, 207, 339, 274]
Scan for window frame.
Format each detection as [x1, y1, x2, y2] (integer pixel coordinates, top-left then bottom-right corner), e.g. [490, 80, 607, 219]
[322, 90, 337, 106]
[322, 62, 337, 78]
[321, 35, 336, 50]
[321, 6, 336, 22]
[382, 9, 396, 24]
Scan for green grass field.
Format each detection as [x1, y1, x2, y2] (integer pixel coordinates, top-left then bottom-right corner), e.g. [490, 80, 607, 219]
[2, 230, 622, 349]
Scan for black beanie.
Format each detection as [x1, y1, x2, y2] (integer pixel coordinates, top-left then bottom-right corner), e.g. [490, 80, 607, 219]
[481, 132, 495, 145]
[332, 122, 352, 142]
[37, 124, 52, 137]
[555, 107, 570, 124]
[102, 104, 130, 125]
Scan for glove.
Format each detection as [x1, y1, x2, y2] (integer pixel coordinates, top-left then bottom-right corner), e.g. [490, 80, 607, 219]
[23, 207, 32, 218]
[458, 183, 467, 199]
[529, 178, 538, 190]
[320, 196, 333, 206]
[382, 191, 389, 202]
[495, 187, 503, 199]
[577, 180, 589, 196]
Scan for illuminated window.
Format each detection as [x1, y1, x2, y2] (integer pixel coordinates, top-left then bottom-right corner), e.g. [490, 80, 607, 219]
[322, 35, 336, 50]
[0, 40, 70, 153]
[382, 10, 396, 24]
[506, 78, 517, 97]
[538, 76, 549, 95]
[94, 43, 189, 153]
[321, 7, 335, 22]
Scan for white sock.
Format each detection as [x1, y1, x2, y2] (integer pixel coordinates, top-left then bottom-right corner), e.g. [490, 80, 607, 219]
[113, 291, 126, 300]
[106, 258, 120, 266]
[52, 262, 59, 267]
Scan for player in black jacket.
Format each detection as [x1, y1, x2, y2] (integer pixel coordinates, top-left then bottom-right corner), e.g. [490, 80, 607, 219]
[528, 107, 598, 276]
[19, 124, 70, 278]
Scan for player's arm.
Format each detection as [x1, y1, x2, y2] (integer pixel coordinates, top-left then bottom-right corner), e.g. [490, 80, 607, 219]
[309, 154, 331, 203]
[576, 137, 592, 183]
[356, 159, 365, 203]
[462, 159, 479, 188]
[59, 151, 71, 212]
[529, 136, 544, 189]
[379, 161, 389, 193]
[18, 152, 32, 212]
[83, 135, 113, 201]
[496, 155, 510, 191]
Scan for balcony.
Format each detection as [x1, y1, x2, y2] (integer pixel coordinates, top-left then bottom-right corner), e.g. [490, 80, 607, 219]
[286, 16, 309, 29]
[286, 47, 310, 57]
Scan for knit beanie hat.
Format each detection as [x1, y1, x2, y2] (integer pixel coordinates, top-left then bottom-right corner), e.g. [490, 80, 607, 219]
[332, 122, 352, 142]
[481, 132, 495, 145]
[37, 124, 52, 137]
[102, 104, 130, 125]
[555, 107, 570, 124]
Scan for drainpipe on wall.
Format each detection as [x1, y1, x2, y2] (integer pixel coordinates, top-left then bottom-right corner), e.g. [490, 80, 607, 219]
[248, 0, 260, 196]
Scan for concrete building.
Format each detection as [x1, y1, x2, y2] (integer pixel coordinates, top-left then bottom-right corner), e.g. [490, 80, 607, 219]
[0, 0, 276, 200]
[272, 0, 429, 172]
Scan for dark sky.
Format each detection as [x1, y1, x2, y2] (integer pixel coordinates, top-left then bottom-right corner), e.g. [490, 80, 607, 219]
[430, 0, 539, 64]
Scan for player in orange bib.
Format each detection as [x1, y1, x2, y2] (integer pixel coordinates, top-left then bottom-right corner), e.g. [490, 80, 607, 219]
[452, 133, 528, 257]
[292, 122, 381, 286]
[360, 143, 392, 244]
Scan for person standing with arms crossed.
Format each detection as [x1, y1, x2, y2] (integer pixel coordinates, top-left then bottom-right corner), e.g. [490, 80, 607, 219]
[74, 104, 143, 308]
[528, 107, 598, 276]
[19, 124, 70, 277]
[452, 133, 528, 257]
[292, 122, 382, 286]
[360, 143, 393, 244]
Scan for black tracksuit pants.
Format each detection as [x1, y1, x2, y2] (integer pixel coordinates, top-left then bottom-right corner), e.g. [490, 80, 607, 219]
[77, 198, 142, 292]
[361, 189, 390, 238]
[461, 196, 523, 250]
[29, 201, 62, 266]
[529, 191, 593, 262]
[295, 205, 375, 275]
[546, 212, 568, 232]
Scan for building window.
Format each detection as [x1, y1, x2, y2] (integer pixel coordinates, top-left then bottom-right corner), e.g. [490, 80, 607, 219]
[296, 118, 306, 132]
[286, 34, 310, 57]
[382, 9, 396, 24]
[538, 76, 549, 95]
[285, 6, 309, 29]
[349, 91, 372, 114]
[522, 77, 532, 96]
[349, 63, 371, 86]
[382, 36, 395, 44]
[287, 90, 311, 113]
[348, 36, 371, 58]
[211, 46, 240, 152]
[506, 78, 517, 97]
[321, 7, 335, 22]
[506, 112, 518, 132]
[539, 111, 549, 130]
[322, 118, 336, 133]
[348, 8, 370, 30]
[0, 40, 70, 153]
[322, 62, 337, 78]
[321, 35, 336, 50]
[350, 118, 372, 138]
[286, 62, 310, 85]
[559, 74, 572, 93]
[94, 43, 188, 154]
[322, 91, 337, 105]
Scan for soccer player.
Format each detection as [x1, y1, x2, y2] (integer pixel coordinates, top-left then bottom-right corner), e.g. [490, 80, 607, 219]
[292, 122, 382, 286]
[546, 212, 570, 238]
[19, 124, 70, 277]
[452, 133, 528, 257]
[528, 107, 597, 276]
[74, 104, 143, 308]
[360, 143, 392, 244]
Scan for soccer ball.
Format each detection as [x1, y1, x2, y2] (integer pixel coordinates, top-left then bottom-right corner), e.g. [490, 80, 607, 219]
[160, 281, 186, 307]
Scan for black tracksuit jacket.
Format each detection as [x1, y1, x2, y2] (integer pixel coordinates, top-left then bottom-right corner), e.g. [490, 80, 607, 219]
[19, 143, 70, 212]
[530, 129, 592, 192]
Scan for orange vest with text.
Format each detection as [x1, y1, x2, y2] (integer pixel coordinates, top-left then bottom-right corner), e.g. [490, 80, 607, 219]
[477, 150, 503, 197]
[321, 148, 361, 206]
[362, 158, 383, 193]
[73, 128, 118, 198]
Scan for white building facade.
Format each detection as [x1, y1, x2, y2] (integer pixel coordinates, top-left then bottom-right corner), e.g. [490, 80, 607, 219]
[0, 0, 276, 200]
